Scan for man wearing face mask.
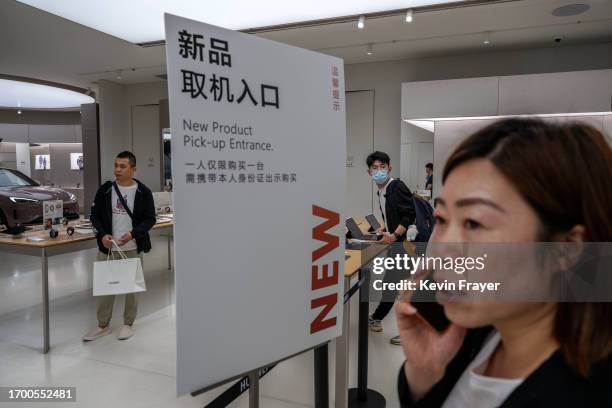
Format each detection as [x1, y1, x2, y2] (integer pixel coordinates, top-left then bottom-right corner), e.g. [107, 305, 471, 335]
[366, 151, 416, 345]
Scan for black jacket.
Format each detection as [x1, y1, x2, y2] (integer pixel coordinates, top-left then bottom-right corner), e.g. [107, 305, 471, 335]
[378, 179, 416, 241]
[90, 180, 156, 254]
[398, 327, 612, 407]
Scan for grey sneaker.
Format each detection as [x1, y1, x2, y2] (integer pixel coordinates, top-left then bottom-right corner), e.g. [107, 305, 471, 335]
[390, 335, 402, 346]
[83, 326, 112, 341]
[117, 325, 134, 340]
[368, 315, 383, 332]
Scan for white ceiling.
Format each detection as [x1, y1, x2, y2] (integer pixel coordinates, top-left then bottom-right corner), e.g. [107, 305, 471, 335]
[259, 0, 612, 64]
[15, 0, 467, 44]
[0, 0, 611, 90]
[0, 79, 94, 109]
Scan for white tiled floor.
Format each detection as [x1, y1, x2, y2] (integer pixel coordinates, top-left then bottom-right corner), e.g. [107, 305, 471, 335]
[0, 236, 405, 407]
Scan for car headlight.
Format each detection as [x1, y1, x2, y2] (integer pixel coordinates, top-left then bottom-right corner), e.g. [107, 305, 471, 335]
[9, 196, 40, 204]
[68, 193, 77, 201]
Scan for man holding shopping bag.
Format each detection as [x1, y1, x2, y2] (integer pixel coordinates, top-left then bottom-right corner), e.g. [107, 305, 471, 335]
[83, 151, 156, 341]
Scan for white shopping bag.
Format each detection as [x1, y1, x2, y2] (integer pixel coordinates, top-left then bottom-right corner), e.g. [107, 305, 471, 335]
[93, 241, 146, 296]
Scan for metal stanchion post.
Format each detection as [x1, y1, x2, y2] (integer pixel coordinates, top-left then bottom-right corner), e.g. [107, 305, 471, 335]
[314, 344, 329, 408]
[249, 371, 259, 408]
[335, 275, 351, 408]
[348, 268, 385, 407]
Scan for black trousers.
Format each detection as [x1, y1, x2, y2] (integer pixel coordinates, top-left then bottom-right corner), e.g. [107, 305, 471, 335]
[371, 244, 409, 321]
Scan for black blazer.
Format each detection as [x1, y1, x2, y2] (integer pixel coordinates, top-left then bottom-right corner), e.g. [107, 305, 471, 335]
[90, 180, 156, 254]
[398, 327, 612, 407]
[378, 179, 416, 241]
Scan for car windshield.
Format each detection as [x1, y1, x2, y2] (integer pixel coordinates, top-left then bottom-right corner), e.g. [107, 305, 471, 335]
[0, 169, 35, 187]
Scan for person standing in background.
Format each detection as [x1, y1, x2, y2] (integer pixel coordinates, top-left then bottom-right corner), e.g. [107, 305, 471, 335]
[425, 163, 433, 192]
[366, 151, 416, 346]
[83, 151, 156, 342]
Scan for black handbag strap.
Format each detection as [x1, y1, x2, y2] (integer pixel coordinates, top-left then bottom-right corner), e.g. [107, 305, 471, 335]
[112, 182, 134, 220]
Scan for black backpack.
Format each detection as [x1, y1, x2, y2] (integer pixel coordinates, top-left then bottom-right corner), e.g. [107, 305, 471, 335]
[412, 195, 434, 242]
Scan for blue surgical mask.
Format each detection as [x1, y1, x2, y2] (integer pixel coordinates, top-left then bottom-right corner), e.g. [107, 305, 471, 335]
[372, 169, 389, 184]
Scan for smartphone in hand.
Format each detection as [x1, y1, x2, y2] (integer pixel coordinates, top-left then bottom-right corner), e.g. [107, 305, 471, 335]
[410, 274, 451, 332]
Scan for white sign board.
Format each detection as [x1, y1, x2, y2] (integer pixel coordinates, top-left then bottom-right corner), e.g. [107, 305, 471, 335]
[165, 14, 346, 395]
[70, 153, 84, 170]
[43, 200, 63, 229]
[35, 154, 50, 170]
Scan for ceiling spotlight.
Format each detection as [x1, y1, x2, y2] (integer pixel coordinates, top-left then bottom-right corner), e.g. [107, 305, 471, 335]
[116, 70, 123, 80]
[357, 15, 365, 29]
[405, 9, 414, 23]
[483, 31, 491, 45]
[367, 43, 373, 55]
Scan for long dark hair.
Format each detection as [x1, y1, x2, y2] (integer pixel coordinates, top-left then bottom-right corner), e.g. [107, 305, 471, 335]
[442, 118, 612, 377]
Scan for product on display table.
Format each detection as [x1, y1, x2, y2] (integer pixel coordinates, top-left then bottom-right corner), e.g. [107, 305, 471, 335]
[48, 218, 75, 238]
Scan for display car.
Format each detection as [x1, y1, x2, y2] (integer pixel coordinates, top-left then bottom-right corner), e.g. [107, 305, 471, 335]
[0, 168, 79, 231]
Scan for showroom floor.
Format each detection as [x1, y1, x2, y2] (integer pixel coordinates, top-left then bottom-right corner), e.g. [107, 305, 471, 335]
[0, 235, 405, 408]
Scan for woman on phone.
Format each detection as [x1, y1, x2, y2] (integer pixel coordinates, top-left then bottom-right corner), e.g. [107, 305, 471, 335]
[396, 118, 612, 407]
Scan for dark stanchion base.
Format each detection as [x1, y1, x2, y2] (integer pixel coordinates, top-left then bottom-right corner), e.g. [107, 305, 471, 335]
[347, 388, 386, 408]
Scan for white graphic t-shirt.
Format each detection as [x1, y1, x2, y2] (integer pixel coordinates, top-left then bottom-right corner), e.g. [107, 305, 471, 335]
[111, 183, 137, 252]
